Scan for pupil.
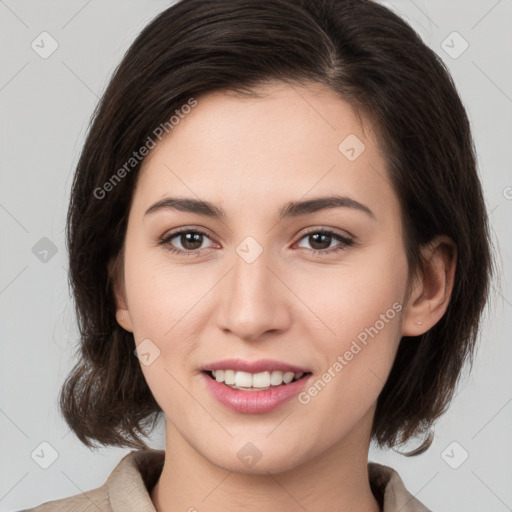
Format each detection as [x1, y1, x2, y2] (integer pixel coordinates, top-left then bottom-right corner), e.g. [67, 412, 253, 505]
[310, 233, 331, 250]
[182, 232, 202, 250]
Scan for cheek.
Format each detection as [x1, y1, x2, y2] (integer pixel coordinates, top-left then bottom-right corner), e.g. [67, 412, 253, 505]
[295, 243, 407, 405]
[123, 236, 208, 338]
[122, 239, 223, 401]
[297, 239, 407, 347]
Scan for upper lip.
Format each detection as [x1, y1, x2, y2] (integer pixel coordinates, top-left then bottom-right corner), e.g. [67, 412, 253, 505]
[202, 358, 310, 374]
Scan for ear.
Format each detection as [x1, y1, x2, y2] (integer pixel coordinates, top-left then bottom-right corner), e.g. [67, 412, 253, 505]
[401, 235, 457, 337]
[108, 256, 133, 333]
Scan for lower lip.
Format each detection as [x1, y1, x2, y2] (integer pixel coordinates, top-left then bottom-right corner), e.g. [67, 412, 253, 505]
[202, 372, 311, 414]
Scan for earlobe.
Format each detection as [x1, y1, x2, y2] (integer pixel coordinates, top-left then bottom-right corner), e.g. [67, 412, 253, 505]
[401, 235, 457, 337]
[113, 285, 133, 332]
[108, 255, 133, 333]
[116, 308, 133, 332]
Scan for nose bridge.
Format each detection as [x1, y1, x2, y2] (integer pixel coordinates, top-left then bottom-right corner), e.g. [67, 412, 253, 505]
[216, 238, 290, 340]
[232, 242, 271, 299]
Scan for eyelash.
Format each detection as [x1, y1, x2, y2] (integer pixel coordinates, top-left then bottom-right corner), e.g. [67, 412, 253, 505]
[159, 227, 354, 257]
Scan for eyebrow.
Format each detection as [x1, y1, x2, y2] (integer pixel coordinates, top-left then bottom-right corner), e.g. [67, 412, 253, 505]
[144, 194, 375, 221]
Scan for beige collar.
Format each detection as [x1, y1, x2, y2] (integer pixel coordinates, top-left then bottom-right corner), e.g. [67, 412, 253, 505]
[104, 449, 431, 512]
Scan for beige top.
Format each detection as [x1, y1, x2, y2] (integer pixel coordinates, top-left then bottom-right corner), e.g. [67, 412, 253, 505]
[24, 449, 432, 512]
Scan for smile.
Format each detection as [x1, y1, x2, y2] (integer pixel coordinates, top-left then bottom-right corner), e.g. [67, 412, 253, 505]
[206, 369, 305, 390]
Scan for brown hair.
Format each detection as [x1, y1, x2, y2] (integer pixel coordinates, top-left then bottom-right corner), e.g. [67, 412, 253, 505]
[61, 0, 494, 451]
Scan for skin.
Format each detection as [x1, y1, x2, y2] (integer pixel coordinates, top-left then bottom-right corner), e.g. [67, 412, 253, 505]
[114, 82, 456, 512]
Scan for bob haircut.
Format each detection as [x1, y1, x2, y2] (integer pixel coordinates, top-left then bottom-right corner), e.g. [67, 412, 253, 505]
[61, 0, 493, 452]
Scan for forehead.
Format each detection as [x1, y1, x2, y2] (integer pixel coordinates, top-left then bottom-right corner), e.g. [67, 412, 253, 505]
[134, 82, 400, 226]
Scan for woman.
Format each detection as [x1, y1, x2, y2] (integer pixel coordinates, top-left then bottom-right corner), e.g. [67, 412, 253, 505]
[25, 0, 493, 510]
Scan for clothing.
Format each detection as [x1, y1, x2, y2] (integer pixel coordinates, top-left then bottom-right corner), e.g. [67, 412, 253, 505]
[23, 449, 432, 511]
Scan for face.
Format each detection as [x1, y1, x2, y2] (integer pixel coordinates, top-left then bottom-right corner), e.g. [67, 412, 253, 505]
[115, 82, 412, 474]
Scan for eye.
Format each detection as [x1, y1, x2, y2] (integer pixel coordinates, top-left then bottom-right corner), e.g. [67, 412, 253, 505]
[159, 228, 216, 255]
[295, 229, 354, 254]
[159, 227, 354, 257]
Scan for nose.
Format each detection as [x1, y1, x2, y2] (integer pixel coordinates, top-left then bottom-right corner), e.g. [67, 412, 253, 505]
[215, 246, 292, 342]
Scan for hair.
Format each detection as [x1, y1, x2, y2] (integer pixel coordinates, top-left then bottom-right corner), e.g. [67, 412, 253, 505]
[61, 0, 494, 452]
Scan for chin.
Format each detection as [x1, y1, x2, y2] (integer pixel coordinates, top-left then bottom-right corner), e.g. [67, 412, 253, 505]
[199, 436, 312, 476]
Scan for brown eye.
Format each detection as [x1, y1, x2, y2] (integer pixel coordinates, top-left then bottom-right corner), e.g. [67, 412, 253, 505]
[308, 232, 333, 250]
[160, 228, 215, 255]
[296, 229, 354, 254]
[178, 232, 204, 250]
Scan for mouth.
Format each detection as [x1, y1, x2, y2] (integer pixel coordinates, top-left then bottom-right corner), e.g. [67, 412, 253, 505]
[202, 369, 312, 391]
[201, 359, 313, 413]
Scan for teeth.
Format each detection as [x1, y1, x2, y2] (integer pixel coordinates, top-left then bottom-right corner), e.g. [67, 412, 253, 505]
[235, 371, 253, 388]
[224, 369, 236, 385]
[210, 369, 305, 389]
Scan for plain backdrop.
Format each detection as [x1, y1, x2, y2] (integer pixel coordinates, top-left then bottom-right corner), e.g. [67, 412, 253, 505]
[1, 1, 511, 511]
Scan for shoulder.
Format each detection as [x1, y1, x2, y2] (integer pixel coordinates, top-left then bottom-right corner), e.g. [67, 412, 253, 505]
[19, 486, 110, 512]
[368, 462, 433, 512]
[20, 449, 164, 512]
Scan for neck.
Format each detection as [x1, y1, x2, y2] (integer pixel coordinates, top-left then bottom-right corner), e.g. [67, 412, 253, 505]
[151, 422, 380, 512]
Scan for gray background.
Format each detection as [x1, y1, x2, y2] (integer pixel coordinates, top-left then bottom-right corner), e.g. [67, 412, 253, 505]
[1, 1, 511, 510]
